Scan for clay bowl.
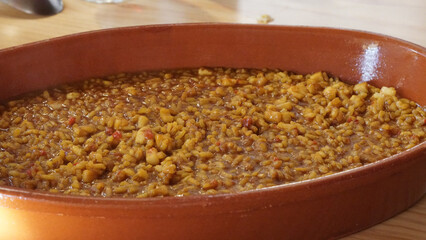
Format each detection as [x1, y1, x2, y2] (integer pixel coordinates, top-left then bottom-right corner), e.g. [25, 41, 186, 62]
[0, 24, 425, 240]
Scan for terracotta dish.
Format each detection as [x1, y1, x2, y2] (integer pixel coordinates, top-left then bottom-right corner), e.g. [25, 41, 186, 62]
[0, 24, 425, 240]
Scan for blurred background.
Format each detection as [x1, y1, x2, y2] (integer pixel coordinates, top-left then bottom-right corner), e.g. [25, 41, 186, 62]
[0, 0, 424, 239]
[0, 0, 425, 49]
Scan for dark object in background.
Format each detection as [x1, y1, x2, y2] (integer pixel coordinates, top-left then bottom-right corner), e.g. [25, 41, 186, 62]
[0, 0, 63, 15]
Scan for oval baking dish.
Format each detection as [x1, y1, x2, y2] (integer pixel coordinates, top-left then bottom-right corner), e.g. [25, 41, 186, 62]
[0, 24, 425, 240]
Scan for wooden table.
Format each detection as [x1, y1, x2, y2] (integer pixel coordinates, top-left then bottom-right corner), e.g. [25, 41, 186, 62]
[0, 0, 425, 239]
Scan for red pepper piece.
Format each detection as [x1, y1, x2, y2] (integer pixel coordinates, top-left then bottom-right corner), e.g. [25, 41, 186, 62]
[112, 131, 122, 140]
[242, 117, 253, 128]
[143, 129, 154, 140]
[68, 117, 76, 126]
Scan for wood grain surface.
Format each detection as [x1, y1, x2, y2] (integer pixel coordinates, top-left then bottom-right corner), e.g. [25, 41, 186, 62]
[0, 0, 425, 239]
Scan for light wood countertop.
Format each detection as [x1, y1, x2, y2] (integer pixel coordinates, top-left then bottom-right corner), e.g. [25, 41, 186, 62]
[0, 0, 425, 239]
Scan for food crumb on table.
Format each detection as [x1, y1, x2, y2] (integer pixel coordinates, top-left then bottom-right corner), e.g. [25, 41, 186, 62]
[257, 14, 274, 24]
